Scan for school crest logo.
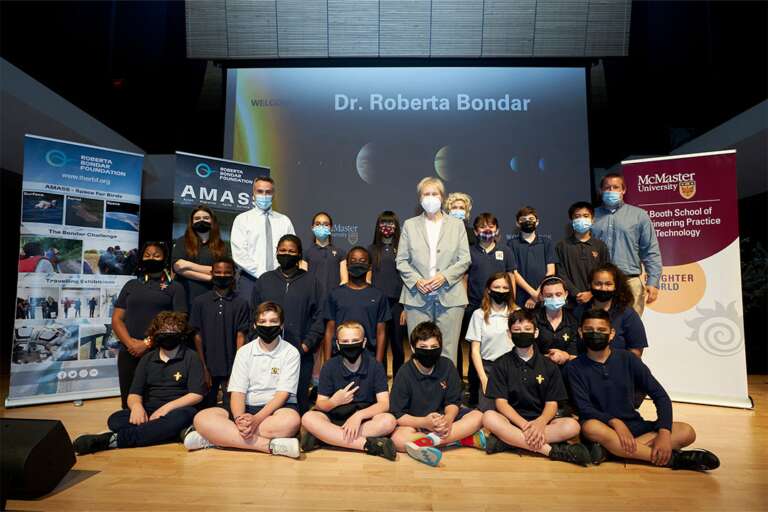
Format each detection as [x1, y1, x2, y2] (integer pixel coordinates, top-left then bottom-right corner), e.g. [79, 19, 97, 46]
[591, 251, 599, 259]
[271, 367, 280, 375]
[679, 179, 696, 200]
[439, 380, 448, 390]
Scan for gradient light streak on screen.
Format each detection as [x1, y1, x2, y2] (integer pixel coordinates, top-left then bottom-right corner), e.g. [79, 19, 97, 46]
[233, 72, 281, 186]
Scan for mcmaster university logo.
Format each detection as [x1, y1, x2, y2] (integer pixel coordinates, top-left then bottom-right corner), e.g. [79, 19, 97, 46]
[680, 179, 697, 199]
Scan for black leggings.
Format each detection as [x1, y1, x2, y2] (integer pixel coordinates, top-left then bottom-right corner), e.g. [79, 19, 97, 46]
[117, 349, 142, 409]
[386, 299, 407, 378]
[458, 307, 480, 403]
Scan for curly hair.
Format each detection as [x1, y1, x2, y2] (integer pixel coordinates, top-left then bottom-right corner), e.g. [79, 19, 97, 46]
[588, 263, 634, 311]
[145, 311, 192, 340]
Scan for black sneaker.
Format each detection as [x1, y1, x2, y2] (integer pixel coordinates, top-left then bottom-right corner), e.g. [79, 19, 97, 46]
[300, 430, 324, 452]
[587, 441, 607, 465]
[73, 432, 114, 455]
[364, 436, 397, 461]
[549, 442, 591, 466]
[670, 449, 720, 471]
[485, 433, 513, 454]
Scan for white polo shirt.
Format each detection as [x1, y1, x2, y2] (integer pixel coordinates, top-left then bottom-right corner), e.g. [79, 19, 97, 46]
[465, 307, 512, 362]
[227, 336, 300, 406]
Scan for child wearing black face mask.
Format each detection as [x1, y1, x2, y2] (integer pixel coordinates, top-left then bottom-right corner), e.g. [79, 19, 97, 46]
[251, 235, 325, 414]
[73, 312, 205, 455]
[482, 309, 591, 466]
[574, 264, 648, 358]
[172, 205, 230, 310]
[567, 309, 720, 471]
[300, 321, 397, 460]
[112, 242, 187, 409]
[323, 247, 391, 364]
[507, 206, 557, 309]
[389, 322, 486, 467]
[183, 302, 302, 458]
[190, 257, 251, 409]
[466, 272, 517, 412]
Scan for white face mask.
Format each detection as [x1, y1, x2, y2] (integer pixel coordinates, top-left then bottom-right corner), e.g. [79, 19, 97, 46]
[421, 196, 442, 214]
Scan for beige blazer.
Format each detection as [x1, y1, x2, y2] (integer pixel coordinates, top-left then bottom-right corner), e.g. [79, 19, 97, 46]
[396, 213, 470, 308]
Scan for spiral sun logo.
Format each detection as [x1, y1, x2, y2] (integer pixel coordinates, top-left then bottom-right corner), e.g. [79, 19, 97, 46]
[685, 301, 743, 357]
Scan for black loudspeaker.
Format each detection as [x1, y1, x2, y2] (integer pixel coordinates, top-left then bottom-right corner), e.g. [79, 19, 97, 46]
[0, 418, 76, 501]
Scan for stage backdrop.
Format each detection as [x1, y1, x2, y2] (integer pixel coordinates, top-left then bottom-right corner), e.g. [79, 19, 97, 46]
[622, 150, 751, 408]
[224, 67, 590, 246]
[173, 151, 269, 242]
[9, 135, 144, 407]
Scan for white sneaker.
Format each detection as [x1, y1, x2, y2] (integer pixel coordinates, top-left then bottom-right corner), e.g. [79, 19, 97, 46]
[269, 438, 300, 459]
[184, 430, 214, 451]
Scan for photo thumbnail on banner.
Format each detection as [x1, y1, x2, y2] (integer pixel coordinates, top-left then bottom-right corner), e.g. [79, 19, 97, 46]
[172, 151, 269, 242]
[10, 134, 144, 407]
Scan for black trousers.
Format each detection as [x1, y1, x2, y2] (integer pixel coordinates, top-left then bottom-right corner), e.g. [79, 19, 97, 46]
[203, 376, 231, 409]
[458, 307, 480, 404]
[297, 352, 315, 415]
[117, 349, 142, 409]
[386, 299, 407, 379]
[107, 404, 197, 448]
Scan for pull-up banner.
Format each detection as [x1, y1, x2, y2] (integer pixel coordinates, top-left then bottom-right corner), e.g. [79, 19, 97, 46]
[9, 135, 144, 407]
[172, 151, 269, 242]
[622, 150, 750, 408]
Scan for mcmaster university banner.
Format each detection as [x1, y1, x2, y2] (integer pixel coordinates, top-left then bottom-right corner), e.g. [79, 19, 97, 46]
[10, 135, 144, 407]
[622, 150, 750, 408]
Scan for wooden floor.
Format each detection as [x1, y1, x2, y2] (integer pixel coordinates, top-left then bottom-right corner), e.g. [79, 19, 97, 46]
[2, 375, 767, 511]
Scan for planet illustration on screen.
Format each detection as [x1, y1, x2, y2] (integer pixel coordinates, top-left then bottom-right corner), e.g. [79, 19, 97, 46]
[509, 157, 518, 172]
[538, 157, 546, 172]
[356, 143, 377, 184]
[434, 145, 452, 181]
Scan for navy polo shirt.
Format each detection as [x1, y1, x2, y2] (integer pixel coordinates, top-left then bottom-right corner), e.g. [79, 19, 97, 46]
[534, 306, 580, 356]
[305, 243, 347, 299]
[318, 351, 388, 406]
[390, 357, 462, 418]
[368, 243, 403, 300]
[574, 302, 648, 351]
[189, 290, 250, 377]
[507, 234, 557, 306]
[485, 349, 566, 421]
[129, 344, 206, 408]
[115, 278, 187, 340]
[467, 243, 517, 308]
[324, 285, 391, 348]
[566, 349, 672, 430]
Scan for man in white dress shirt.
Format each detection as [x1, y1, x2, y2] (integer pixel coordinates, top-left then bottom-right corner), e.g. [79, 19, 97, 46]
[230, 176, 295, 300]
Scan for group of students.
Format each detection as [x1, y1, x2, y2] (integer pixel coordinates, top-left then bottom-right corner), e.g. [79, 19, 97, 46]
[71, 174, 719, 471]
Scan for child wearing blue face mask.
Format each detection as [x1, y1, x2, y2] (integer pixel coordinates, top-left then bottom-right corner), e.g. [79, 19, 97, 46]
[534, 277, 579, 367]
[304, 212, 348, 301]
[555, 202, 610, 308]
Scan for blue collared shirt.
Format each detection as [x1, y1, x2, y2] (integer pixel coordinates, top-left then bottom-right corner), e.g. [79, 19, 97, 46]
[592, 202, 662, 287]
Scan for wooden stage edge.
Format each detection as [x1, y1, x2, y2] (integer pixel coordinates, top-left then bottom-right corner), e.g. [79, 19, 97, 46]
[2, 375, 767, 512]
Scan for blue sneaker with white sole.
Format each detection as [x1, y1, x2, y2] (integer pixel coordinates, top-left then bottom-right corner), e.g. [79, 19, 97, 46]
[405, 444, 442, 467]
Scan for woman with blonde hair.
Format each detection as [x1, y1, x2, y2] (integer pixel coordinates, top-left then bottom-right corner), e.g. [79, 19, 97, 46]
[396, 177, 471, 365]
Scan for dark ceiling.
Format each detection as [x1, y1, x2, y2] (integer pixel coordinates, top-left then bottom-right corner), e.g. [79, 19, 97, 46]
[1, 0, 766, 168]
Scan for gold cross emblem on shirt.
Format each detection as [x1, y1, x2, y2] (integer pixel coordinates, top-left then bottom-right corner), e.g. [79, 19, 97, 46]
[173, 372, 182, 381]
[563, 333, 570, 342]
[536, 374, 544, 384]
